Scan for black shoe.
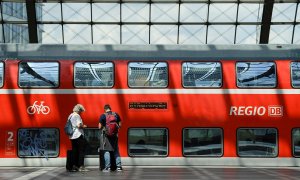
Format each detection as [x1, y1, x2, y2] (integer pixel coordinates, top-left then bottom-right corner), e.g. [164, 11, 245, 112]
[117, 167, 123, 172]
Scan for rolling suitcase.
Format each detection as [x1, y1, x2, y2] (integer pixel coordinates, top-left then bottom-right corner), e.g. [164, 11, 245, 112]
[66, 150, 75, 171]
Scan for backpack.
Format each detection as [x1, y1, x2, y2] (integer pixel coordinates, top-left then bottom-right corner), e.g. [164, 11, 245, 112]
[64, 115, 74, 136]
[105, 112, 119, 137]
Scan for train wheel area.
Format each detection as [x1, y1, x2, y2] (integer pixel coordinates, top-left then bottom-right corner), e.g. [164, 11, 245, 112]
[1, 166, 300, 180]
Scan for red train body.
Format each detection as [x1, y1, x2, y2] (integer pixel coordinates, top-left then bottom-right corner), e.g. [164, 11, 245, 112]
[0, 44, 299, 166]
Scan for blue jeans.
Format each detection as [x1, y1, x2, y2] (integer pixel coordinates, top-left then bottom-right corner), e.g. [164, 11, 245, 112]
[104, 145, 122, 169]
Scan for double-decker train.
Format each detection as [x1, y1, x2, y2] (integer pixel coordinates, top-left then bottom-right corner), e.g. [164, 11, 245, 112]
[0, 44, 300, 166]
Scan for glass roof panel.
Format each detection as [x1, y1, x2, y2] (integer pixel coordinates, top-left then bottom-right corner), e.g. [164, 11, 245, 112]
[180, 3, 208, 22]
[293, 25, 300, 44]
[64, 24, 91, 44]
[207, 25, 235, 44]
[296, 3, 300, 22]
[62, 3, 91, 22]
[209, 3, 237, 22]
[2, 2, 27, 22]
[238, 3, 263, 22]
[151, 25, 177, 44]
[36, 3, 61, 22]
[269, 25, 293, 44]
[122, 25, 149, 44]
[122, 3, 149, 22]
[93, 25, 120, 44]
[92, 3, 120, 22]
[272, 3, 297, 22]
[179, 25, 206, 44]
[0, 24, 3, 43]
[151, 3, 179, 22]
[38, 24, 63, 44]
[236, 25, 260, 44]
[3, 24, 29, 43]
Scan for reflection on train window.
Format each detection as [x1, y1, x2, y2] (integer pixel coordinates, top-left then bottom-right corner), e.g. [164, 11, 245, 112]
[183, 128, 223, 156]
[128, 62, 168, 88]
[74, 62, 114, 88]
[292, 128, 300, 157]
[182, 62, 222, 88]
[83, 128, 101, 155]
[237, 128, 278, 157]
[0, 62, 3, 87]
[236, 62, 276, 88]
[18, 128, 59, 158]
[291, 62, 300, 88]
[19, 62, 59, 88]
[128, 128, 168, 156]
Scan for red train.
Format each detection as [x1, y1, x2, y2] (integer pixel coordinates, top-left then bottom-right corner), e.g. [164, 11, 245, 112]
[0, 44, 300, 166]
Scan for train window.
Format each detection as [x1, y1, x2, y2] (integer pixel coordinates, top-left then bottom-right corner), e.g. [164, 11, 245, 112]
[237, 128, 278, 157]
[83, 128, 101, 156]
[236, 62, 276, 88]
[292, 128, 300, 157]
[128, 62, 168, 88]
[0, 62, 3, 87]
[182, 62, 222, 88]
[291, 62, 300, 88]
[128, 128, 168, 156]
[18, 128, 59, 158]
[74, 62, 114, 88]
[19, 62, 59, 88]
[183, 128, 223, 157]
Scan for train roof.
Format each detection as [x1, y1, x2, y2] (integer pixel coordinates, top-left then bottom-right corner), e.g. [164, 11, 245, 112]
[0, 44, 299, 61]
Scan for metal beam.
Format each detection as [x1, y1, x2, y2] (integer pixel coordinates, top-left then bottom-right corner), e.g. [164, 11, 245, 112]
[26, 0, 38, 43]
[259, 0, 274, 44]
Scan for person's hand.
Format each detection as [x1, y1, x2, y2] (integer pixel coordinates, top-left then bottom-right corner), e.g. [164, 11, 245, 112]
[83, 124, 87, 128]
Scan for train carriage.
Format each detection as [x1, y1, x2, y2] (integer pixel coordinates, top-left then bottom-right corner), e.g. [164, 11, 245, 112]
[0, 44, 300, 166]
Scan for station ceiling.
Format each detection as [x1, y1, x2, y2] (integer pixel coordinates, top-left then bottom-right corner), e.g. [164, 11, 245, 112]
[0, 0, 299, 44]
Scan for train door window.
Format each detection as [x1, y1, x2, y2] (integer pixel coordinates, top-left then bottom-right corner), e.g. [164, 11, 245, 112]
[183, 128, 223, 157]
[237, 128, 278, 157]
[0, 62, 3, 87]
[83, 128, 101, 156]
[74, 62, 114, 88]
[182, 62, 222, 88]
[18, 128, 59, 158]
[19, 62, 59, 88]
[128, 62, 168, 88]
[292, 128, 300, 157]
[128, 128, 168, 156]
[236, 62, 276, 88]
[291, 62, 300, 88]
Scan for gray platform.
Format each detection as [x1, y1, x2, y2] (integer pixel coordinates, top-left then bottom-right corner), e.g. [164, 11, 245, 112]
[1, 166, 300, 180]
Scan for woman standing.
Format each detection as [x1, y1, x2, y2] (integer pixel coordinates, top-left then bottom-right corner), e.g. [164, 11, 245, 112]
[68, 104, 89, 172]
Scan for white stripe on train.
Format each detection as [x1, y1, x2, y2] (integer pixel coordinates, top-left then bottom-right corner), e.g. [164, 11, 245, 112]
[0, 89, 300, 94]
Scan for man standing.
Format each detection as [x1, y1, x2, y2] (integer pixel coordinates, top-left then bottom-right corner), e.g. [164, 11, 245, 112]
[98, 104, 123, 172]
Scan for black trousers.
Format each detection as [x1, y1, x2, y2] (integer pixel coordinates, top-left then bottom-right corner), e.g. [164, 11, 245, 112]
[71, 135, 86, 168]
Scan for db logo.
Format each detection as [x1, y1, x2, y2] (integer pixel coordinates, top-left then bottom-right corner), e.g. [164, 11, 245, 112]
[268, 106, 283, 117]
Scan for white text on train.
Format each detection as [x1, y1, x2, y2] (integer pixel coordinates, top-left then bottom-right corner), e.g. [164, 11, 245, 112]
[229, 106, 283, 117]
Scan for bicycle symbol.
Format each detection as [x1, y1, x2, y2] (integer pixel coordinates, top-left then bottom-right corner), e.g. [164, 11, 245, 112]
[27, 101, 50, 115]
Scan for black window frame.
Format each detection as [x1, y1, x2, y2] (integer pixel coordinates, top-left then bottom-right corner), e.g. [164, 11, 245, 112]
[18, 61, 60, 89]
[127, 61, 169, 88]
[0, 61, 4, 88]
[127, 127, 169, 157]
[292, 128, 300, 157]
[182, 127, 224, 157]
[236, 127, 278, 158]
[181, 61, 223, 88]
[235, 61, 277, 88]
[73, 61, 115, 88]
[291, 61, 300, 88]
[17, 128, 60, 158]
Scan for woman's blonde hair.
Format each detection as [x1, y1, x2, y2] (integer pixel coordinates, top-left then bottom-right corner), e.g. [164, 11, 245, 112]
[73, 104, 85, 113]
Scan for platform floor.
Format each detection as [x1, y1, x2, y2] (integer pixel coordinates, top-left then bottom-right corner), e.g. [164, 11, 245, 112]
[1, 166, 300, 180]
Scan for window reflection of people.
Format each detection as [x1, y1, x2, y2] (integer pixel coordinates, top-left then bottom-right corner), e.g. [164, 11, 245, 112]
[68, 104, 89, 172]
